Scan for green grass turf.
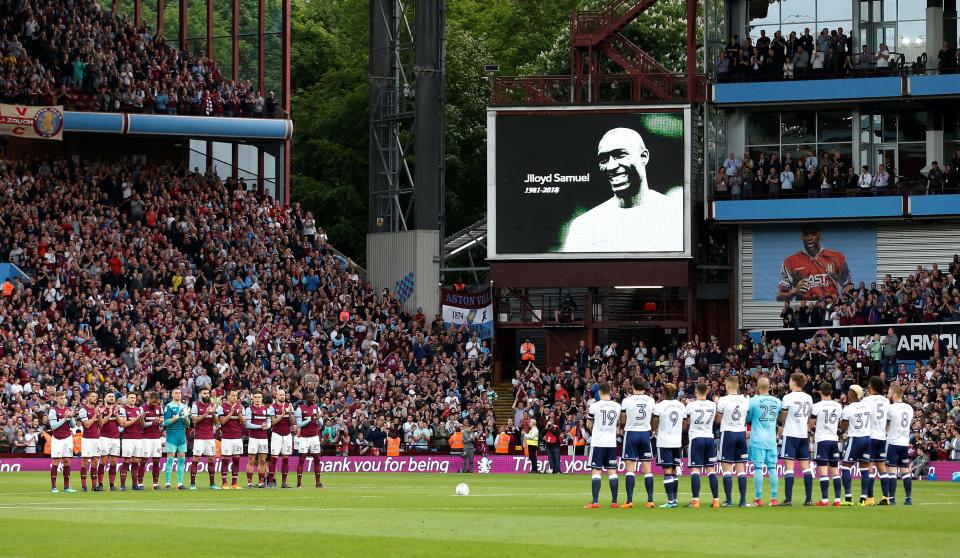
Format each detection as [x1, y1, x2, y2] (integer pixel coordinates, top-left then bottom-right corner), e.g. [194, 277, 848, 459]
[1, 473, 958, 557]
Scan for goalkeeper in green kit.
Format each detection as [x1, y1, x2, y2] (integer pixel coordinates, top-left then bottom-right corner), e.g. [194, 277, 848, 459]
[163, 388, 191, 490]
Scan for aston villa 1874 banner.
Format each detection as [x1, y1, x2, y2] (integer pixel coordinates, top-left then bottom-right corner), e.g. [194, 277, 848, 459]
[0, 104, 64, 140]
[441, 288, 494, 339]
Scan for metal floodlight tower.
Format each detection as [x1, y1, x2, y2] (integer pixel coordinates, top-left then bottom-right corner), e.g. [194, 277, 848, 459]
[367, 0, 444, 318]
[369, 0, 443, 234]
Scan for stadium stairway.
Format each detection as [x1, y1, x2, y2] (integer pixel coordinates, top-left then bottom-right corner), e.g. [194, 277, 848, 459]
[492, 383, 515, 426]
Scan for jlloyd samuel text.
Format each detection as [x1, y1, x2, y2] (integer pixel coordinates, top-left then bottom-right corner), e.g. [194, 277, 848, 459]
[523, 173, 590, 184]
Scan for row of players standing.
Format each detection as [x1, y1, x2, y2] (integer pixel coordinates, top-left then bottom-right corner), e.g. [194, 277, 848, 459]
[585, 373, 914, 508]
[46, 386, 329, 492]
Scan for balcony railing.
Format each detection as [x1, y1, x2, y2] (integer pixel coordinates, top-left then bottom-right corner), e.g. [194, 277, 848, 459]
[495, 290, 686, 325]
[490, 74, 707, 106]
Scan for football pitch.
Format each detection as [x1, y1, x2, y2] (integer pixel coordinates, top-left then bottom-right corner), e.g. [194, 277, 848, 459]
[1, 473, 958, 557]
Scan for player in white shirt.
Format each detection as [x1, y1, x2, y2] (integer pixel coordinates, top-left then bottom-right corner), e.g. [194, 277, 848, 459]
[584, 382, 623, 509]
[809, 382, 843, 506]
[779, 372, 814, 506]
[715, 376, 749, 507]
[652, 383, 685, 508]
[839, 384, 872, 505]
[684, 382, 719, 508]
[619, 376, 656, 508]
[863, 376, 891, 505]
[884, 383, 915, 505]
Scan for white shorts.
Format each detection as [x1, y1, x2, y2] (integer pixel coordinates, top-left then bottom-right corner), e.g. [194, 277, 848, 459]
[192, 439, 217, 457]
[271, 433, 293, 456]
[51, 437, 73, 459]
[81, 437, 101, 458]
[99, 437, 121, 457]
[247, 438, 269, 455]
[140, 438, 163, 458]
[298, 436, 321, 454]
[121, 439, 140, 458]
[221, 438, 244, 456]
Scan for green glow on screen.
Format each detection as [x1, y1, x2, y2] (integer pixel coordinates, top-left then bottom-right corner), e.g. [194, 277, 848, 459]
[641, 113, 683, 138]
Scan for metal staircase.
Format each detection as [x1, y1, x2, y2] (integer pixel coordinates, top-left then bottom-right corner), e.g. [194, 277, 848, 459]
[490, 0, 705, 106]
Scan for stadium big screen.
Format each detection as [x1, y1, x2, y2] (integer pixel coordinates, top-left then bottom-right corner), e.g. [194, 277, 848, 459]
[487, 106, 691, 259]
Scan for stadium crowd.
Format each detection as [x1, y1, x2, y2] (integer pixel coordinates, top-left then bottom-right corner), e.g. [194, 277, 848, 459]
[712, 148, 960, 199]
[511, 332, 960, 465]
[715, 28, 958, 82]
[0, 153, 495, 461]
[0, 0, 277, 116]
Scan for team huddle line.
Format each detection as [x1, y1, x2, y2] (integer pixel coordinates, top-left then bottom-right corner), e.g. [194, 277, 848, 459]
[583, 374, 914, 509]
[46, 387, 329, 492]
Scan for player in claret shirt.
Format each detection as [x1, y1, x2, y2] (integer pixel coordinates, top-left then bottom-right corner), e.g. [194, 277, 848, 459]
[117, 393, 143, 490]
[245, 391, 271, 488]
[141, 391, 165, 490]
[268, 388, 296, 488]
[295, 391, 323, 488]
[99, 392, 123, 491]
[78, 391, 102, 492]
[218, 389, 246, 489]
[48, 391, 76, 493]
[190, 387, 220, 490]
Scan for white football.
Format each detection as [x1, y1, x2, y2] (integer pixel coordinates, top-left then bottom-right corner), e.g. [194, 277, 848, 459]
[455, 483, 470, 496]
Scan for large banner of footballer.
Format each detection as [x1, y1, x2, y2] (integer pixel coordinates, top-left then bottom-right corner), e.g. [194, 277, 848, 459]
[751, 223, 877, 302]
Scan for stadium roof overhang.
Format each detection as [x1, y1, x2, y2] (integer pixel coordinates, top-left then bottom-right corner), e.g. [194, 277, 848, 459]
[442, 218, 486, 259]
[63, 111, 293, 141]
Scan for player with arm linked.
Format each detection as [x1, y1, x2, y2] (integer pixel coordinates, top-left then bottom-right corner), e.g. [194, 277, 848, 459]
[884, 383, 915, 505]
[117, 393, 144, 490]
[651, 383, 685, 508]
[619, 376, 656, 508]
[779, 372, 815, 506]
[245, 390, 270, 488]
[163, 388, 190, 490]
[78, 391, 102, 492]
[48, 391, 77, 493]
[747, 377, 782, 507]
[98, 392, 123, 491]
[584, 382, 622, 509]
[716, 376, 750, 507]
[685, 382, 720, 508]
[294, 391, 324, 488]
[189, 387, 220, 490]
[810, 382, 844, 506]
[839, 384, 873, 505]
[140, 391, 166, 490]
[217, 389, 245, 489]
[268, 388, 296, 488]
[863, 376, 892, 505]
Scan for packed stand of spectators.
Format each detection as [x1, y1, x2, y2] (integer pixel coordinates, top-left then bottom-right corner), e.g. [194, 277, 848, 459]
[715, 28, 960, 82]
[778, 259, 960, 329]
[0, 153, 496, 457]
[712, 148, 960, 199]
[0, 0, 278, 116]
[509, 331, 960, 469]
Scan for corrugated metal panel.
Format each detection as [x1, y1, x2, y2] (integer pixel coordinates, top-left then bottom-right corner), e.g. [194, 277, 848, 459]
[366, 231, 440, 318]
[738, 226, 784, 330]
[739, 221, 960, 331]
[877, 222, 960, 280]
